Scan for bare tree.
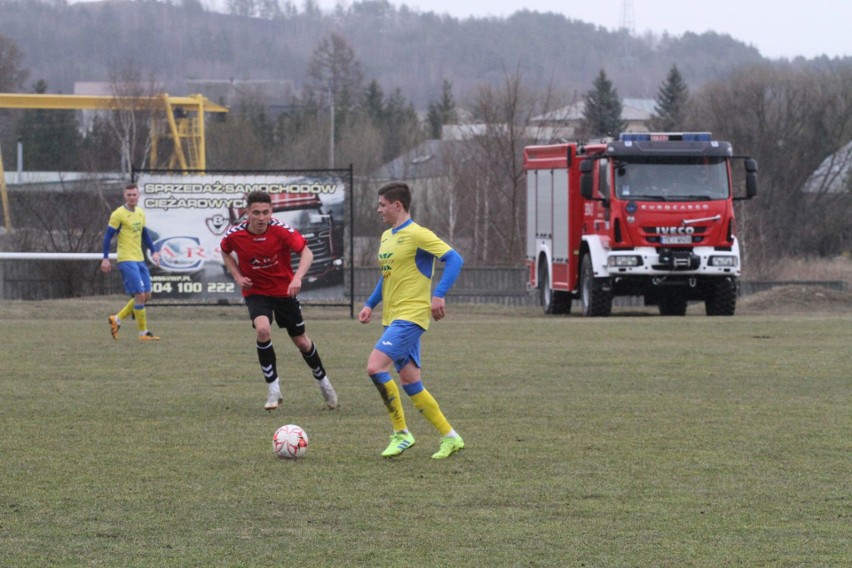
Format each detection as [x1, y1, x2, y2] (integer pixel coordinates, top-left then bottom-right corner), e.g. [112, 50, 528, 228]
[458, 68, 560, 265]
[7, 179, 119, 297]
[106, 60, 161, 173]
[690, 63, 852, 275]
[304, 33, 364, 127]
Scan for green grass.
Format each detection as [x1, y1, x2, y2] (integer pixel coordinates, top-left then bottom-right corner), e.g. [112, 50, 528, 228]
[1, 300, 850, 567]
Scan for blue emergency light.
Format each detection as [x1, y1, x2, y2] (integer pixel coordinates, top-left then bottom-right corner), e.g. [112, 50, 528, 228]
[620, 132, 712, 142]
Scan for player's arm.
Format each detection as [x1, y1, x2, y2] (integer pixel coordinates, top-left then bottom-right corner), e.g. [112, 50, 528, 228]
[142, 227, 160, 266]
[431, 249, 464, 321]
[289, 245, 314, 297]
[100, 226, 118, 273]
[221, 250, 252, 290]
[358, 277, 383, 324]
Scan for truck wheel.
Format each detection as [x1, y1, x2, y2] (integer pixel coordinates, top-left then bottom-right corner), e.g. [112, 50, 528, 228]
[580, 254, 612, 317]
[705, 278, 737, 316]
[539, 263, 572, 315]
[539, 263, 554, 314]
[658, 292, 688, 316]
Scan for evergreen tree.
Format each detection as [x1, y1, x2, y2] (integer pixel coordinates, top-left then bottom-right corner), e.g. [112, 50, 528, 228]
[0, 33, 30, 169]
[582, 69, 624, 138]
[363, 80, 385, 124]
[0, 33, 28, 92]
[380, 87, 419, 162]
[426, 80, 457, 139]
[651, 65, 689, 131]
[16, 80, 82, 171]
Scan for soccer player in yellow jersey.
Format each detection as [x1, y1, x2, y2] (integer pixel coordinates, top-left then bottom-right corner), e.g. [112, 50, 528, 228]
[100, 183, 161, 341]
[358, 182, 465, 459]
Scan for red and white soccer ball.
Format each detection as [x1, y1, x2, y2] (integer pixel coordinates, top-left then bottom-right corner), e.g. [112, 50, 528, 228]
[272, 424, 309, 459]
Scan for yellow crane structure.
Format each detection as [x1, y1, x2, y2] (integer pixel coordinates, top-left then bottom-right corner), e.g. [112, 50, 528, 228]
[0, 92, 229, 172]
[0, 92, 228, 231]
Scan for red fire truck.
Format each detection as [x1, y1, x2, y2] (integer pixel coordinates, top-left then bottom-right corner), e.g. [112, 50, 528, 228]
[524, 132, 757, 316]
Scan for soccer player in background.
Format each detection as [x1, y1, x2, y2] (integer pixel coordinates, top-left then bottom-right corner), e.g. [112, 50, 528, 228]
[101, 183, 161, 341]
[220, 190, 338, 411]
[358, 181, 465, 460]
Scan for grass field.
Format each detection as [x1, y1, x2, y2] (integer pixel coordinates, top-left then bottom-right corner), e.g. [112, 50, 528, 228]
[1, 298, 850, 567]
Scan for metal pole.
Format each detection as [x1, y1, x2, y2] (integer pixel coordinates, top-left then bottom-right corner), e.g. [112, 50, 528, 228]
[348, 163, 354, 319]
[16, 137, 23, 184]
[329, 88, 335, 169]
[0, 141, 12, 232]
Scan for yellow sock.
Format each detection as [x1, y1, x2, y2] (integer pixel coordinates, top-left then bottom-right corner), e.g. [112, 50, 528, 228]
[133, 305, 147, 332]
[371, 373, 407, 432]
[409, 388, 452, 437]
[117, 298, 135, 321]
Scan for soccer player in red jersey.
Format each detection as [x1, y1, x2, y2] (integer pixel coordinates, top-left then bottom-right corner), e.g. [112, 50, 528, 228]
[221, 190, 338, 411]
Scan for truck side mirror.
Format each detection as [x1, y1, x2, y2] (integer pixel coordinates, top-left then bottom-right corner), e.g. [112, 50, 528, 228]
[744, 158, 758, 199]
[580, 160, 594, 199]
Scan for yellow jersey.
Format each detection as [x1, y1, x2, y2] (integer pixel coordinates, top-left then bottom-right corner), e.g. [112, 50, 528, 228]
[107, 205, 147, 262]
[378, 220, 452, 329]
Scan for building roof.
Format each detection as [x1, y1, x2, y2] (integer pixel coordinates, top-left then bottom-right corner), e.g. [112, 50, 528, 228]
[372, 139, 467, 181]
[532, 98, 656, 123]
[803, 140, 852, 194]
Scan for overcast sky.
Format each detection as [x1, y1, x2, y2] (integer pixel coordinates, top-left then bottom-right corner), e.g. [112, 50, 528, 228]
[71, 0, 850, 60]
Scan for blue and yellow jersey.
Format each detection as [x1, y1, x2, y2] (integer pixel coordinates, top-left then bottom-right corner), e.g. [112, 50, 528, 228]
[107, 205, 147, 262]
[378, 220, 452, 329]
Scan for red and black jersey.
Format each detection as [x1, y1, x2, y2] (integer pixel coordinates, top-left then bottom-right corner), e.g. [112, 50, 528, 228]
[220, 219, 307, 297]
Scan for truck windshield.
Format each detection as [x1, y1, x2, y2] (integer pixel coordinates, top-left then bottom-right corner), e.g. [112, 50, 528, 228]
[614, 158, 729, 201]
[275, 207, 327, 235]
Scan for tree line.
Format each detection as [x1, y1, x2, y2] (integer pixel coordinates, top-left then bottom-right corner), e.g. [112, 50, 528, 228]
[1, 13, 850, 278]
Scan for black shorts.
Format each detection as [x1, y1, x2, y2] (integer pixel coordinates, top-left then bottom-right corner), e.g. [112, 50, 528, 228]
[245, 295, 306, 337]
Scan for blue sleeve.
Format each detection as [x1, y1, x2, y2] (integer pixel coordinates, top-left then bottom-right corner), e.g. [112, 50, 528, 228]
[142, 227, 157, 253]
[434, 249, 463, 298]
[365, 277, 383, 309]
[102, 226, 117, 258]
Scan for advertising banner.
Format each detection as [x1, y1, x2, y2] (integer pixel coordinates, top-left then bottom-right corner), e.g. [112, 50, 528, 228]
[136, 172, 346, 303]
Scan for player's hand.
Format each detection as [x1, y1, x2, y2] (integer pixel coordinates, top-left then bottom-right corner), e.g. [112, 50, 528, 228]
[237, 275, 253, 290]
[358, 306, 372, 324]
[100, 258, 111, 273]
[431, 297, 446, 321]
[151, 251, 160, 266]
[288, 275, 302, 297]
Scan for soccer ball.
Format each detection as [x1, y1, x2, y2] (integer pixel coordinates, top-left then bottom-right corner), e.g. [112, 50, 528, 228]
[272, 424, 309, 459]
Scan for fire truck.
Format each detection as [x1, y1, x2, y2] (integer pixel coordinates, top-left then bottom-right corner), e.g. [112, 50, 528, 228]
[524, 132, 757, 316]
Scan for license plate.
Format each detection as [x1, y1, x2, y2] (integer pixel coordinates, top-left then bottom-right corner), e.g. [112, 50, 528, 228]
[660, 235, 692, 244]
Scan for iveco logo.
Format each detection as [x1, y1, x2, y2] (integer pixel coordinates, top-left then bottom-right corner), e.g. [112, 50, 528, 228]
[656, 226, 695, 235]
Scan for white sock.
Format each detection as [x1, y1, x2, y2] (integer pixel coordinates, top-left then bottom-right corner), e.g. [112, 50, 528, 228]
[317, 376, 331, 388]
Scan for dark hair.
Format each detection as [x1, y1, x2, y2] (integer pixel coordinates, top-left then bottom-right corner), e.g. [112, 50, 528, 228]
[378, 181, 411, 212]
[124, 183, 138, 191]
[246, 190, 271, 206]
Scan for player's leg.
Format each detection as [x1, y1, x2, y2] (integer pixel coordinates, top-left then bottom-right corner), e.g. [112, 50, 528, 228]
[369, 321, 425, 457]
[280, 298, 338, 409]
[133, 292, 158, 341]
[133, 262, 157, 340]
[368, 347, 414, 457]
[399, 353, 464, 460]
[117, 262, 158, 341]
[109, 297, 134, 340]
[246, 295, 281, 410]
